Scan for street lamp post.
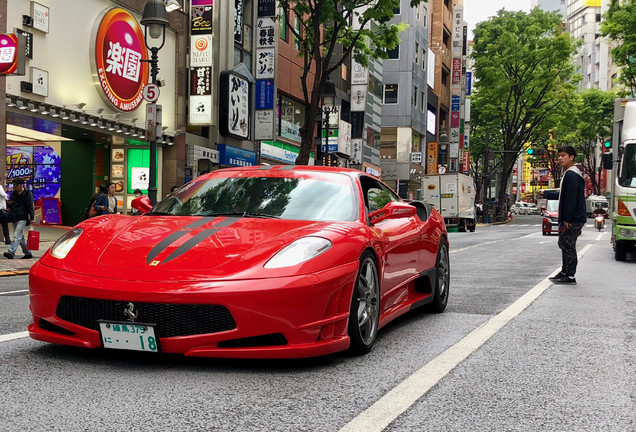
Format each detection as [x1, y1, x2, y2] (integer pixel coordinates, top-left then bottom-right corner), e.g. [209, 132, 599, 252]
[321, 79, 338, 166]
[438, 132, 449, 173]
[141, 0, 169, 205]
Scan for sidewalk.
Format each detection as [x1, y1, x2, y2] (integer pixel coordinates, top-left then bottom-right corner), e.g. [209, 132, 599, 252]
[0, 224, 71, 276]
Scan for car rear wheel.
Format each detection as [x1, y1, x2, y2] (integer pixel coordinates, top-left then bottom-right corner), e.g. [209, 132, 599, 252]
[348, 252, 380, 355]
[427, 242, 449, 313]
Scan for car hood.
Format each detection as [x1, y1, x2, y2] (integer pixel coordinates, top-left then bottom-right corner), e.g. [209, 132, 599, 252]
[42, 215, 364, 281]
[99, 216, 324, 270]
[544, 211, 558, 217]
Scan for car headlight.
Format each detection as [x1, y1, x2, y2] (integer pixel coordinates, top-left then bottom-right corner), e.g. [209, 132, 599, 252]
[50, 228, 83, 259]
[264, 237, 332, 269]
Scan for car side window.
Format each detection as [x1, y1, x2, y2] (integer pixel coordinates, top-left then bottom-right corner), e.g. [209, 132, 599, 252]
[361, 176, 400, 212]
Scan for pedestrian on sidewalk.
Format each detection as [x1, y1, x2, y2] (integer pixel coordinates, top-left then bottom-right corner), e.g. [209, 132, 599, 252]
[85, 184, 107, 219]
[540, 145, 586, 285]
[94, 182, 117, 215]
[3, 178, 35, 260]
[0, 180, 11, 244]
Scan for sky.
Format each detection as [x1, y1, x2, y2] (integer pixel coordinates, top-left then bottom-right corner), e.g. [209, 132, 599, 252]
[463, 0, 532, 40]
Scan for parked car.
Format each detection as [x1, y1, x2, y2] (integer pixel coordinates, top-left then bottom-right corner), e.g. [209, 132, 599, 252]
[542, 200, 559, 235]
[526, 203, 540, 215]
[28, 166, 450, 359]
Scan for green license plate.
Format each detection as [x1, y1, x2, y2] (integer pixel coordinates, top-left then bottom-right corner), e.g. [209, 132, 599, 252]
[99, 321, 159, 352]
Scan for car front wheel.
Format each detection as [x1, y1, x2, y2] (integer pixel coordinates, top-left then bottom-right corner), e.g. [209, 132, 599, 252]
[348, 251, 380, 355]
[427, 242, 450, 313]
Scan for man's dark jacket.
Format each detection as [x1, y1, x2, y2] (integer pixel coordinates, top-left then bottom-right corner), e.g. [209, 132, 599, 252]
[9, 189, 35, 223]
[543, 166, 586, 225]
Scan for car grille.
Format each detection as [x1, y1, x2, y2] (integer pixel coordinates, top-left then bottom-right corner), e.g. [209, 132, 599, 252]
[56, 296, 236, 338]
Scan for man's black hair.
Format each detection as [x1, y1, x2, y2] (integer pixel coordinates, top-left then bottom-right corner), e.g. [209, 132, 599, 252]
[558, 145, 576, 158]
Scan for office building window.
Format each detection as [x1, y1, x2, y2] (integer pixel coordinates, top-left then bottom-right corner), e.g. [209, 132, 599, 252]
[384, 84, 398, 104]
[280, 8, 288, 42]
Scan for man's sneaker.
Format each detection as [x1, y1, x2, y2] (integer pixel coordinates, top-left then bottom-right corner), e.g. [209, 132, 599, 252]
[21, 253, 33, 259]
[3, 252, 14, 259]
[549, 272, 566, 282]
[552, 274, 576, 285]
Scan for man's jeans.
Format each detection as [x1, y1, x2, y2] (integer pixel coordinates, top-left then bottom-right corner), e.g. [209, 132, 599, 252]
[8, 220, 30, 256]
[558, 222, 584, 276]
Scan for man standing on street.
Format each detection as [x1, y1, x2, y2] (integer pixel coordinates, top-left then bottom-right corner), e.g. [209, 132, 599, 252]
[541, 145, 586, 285]
[4, 178, 35, 260]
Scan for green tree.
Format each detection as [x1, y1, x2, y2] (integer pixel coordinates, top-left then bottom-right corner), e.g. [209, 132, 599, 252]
[280, 0, 422, 165]
[471, 8, 580, 216]
[555, 89, 615, 195]
[601, 0, 636, 96]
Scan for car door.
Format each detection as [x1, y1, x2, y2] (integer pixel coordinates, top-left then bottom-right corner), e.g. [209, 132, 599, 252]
[361, 176, 421, 313]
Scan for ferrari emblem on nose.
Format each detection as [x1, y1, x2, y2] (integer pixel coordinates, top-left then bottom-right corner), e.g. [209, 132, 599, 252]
[124, 302, 137, 322]
[150, 260, 160, 266]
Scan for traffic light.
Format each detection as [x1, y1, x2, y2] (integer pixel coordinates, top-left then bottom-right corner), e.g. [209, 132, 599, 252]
[527, 148, 545, 156]
[604, 140, 612, 150]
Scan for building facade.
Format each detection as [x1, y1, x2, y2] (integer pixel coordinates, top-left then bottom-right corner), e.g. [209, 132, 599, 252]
[1, 0, 187, 225]
[380, 0, 430, 198]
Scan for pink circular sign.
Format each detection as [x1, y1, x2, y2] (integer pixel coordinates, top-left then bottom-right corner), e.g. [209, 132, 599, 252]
[94, 9, 149, 112]
[0, 34, 19, 74]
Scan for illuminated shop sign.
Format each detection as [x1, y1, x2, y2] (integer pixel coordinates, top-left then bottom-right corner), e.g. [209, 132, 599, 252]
[0, 34, 21, 74]
[93, 8, 149, 112]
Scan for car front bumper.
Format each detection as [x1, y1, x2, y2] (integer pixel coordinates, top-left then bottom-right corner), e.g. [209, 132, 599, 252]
[28, 260, 359, 359]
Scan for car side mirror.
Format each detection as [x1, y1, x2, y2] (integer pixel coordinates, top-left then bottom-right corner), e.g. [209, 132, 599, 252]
[602, 153, 613, 170]
[131, 196, 152, 214]
[369, 201, 417, 225]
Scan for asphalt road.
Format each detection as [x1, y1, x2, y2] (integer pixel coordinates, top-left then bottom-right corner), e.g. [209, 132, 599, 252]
[1, 215, 634, 431]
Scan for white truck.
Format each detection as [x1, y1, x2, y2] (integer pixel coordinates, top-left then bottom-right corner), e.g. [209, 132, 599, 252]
[603, 98, 636, 260]
[420, 173, 476, 232]
[585, 195, 609, 218]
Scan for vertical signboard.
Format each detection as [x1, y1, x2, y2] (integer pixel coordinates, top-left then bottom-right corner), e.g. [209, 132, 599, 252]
[427, 142, 438, 175]
[220, 71, 250, 139]
[253, 4, 277, 141]
[189, 0, 214, 125]
[449, 7, 464, 172]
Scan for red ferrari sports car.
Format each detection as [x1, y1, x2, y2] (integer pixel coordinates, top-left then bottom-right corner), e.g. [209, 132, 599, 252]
[29, 166, 449, 359]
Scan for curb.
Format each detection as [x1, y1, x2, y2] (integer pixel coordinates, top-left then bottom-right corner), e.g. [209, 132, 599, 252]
[0, 270, 29, 277]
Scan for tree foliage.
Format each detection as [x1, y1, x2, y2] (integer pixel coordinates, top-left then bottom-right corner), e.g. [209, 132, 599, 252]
[601, 0, 636, 96]
[470, 8, 580, 214]
[281, 0, 425, 165]
[552, 89, 615, 195]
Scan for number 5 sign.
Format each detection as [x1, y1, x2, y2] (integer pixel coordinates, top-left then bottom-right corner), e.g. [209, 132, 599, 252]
[143, 83, 160, 103]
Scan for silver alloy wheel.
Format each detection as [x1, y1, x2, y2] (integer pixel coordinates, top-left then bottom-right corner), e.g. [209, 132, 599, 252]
[436, 244, 449, 305]
[356, 256, 379, 346]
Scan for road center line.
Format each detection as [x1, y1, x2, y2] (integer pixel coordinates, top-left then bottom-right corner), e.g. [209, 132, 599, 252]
[0, 331, 29, 343]
[0, 289, 29, 295]
[340, 244, 594, 432]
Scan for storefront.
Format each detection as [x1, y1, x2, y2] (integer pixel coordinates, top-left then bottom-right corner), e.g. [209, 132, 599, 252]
[4, 0, 178, 225]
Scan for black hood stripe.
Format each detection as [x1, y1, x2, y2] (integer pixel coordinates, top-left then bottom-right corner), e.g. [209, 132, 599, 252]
[147, 231, 187, 264]
[147, 217, 241, 265]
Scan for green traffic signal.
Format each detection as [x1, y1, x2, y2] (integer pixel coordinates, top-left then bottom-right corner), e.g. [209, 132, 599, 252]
[604, 140, 611, 149]
[527, 148, 545, 156]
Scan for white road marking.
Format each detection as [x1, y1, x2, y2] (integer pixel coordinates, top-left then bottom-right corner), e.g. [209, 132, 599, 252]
[0, 331, 29, 343]
[340, 244, 594, 432]
[450, 241, 498, 254]
[0, 289, 29, 295]
[595, 232, 607, 242]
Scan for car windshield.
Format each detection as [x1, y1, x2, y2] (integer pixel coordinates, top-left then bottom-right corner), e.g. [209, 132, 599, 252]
[619, 143, 636, 187]
[546, 200, 558, 211]
[151, 171, 358, 221]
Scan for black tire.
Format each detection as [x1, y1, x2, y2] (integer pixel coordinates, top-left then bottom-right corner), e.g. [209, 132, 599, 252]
[348, 251, 380, 355]
[427, 242, 450, 313]
[458, 219, 466, 232]
[615, 241, 627, 261]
